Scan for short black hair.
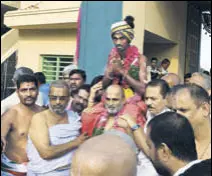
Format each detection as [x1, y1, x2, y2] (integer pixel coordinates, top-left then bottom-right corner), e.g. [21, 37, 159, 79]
[71, 84, 91, 97]
[184, 73, 192, 79]
[79, 84, 90, 93]
[34, 72, 46, 84]
[151, 57, 158, 62]
[17, 75, 38, 89]
[146, 79, 170, 98]
[148, 112, 197, 162]
[13, 67, 34, 82]
[90, 75, 104, 87]
[161, 58, 170, 65]
[203, 70, 210, 76]
[172, 84, 210, 106]
[69, 69, 86, 82]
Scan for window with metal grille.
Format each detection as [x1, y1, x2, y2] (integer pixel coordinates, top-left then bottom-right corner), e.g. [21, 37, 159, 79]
[41, 55, 74, 83]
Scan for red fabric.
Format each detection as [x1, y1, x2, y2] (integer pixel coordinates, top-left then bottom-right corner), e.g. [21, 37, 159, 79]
[2, 169, 26, 176]
[81, 102, 105, 136]
[81, 95, 147, 136]
[107, 45, 141, 88]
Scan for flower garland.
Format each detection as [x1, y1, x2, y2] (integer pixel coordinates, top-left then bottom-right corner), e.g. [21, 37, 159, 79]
[108, 45, 141, 87]
[92, 106, 126, 136]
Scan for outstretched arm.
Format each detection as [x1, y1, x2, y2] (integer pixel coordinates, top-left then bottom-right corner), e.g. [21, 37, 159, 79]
[120, 114, 150, 157]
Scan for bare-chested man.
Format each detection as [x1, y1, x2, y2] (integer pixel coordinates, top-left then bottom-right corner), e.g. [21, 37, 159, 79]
[1, 75, 43, 176]
[27, 80, 88, 176]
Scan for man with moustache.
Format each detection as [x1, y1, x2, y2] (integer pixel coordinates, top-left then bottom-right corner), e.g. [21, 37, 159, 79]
[144, 79, 171, 132]
[127, 84, 211, 161]
[103, 16, 148, 98]
[66, 69, 87, 110]
[69, 69, 86, 93]
[1, 75, 43, 176]
[82, 84, 146, 137]
[27, 80, 88, 176]
[82, 84, 158, 176]
[121, 111, 211, 176]
[1, 67, 44, 115]
[71, 84, 90, 115]
[171, 84, 211, 160]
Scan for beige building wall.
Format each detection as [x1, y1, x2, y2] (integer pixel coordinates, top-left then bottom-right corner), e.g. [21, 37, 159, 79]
[20, 1, 81, 9]
[145, 1, 187, 43]
[122, 1, 146, 54]
[4, 1, 187, 79]
[1, 1, 20, 9]
[145, 1, 187, 79]
[17, 29, 77, 72]
[144, 43, 179, 73]
[123, 1, 187, 79]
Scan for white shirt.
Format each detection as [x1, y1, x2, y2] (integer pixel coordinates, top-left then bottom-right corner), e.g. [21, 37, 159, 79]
[137, 150, 159, 176]
[144, 107, 171, 133]
[147, 66, 159, 74]
[173, 160, 202, 176]
[137, 108, 171, 176]
[160, 67, 168, 75]
[1, 92, 44, 115]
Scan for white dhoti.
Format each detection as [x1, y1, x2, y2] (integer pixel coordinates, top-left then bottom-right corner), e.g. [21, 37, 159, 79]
[27, 167, 70, 176]
[1, 153, 27, 176]
[27, 110, 81, 176]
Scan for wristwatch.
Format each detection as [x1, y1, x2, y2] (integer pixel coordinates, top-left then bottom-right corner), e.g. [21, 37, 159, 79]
[131, 124, 140, 131]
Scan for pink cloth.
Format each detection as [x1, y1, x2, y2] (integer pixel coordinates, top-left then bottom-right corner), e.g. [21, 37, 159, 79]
[81, 94, 147, 136]
[107, 45, 141, 88]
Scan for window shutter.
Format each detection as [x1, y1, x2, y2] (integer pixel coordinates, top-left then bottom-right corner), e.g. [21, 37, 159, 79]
[41, 55, 74, 83]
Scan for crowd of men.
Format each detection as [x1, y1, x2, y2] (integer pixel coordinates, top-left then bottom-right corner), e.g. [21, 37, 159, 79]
[1, 15, 211, 176]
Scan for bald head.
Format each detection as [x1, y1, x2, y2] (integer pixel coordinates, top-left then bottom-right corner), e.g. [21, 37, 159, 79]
[161, 73, 181, 88]
[189, 72, 211, 95]
[71, 134, 137, 176]
[105, 85, 125, 115]
[105, 84, 125, 99]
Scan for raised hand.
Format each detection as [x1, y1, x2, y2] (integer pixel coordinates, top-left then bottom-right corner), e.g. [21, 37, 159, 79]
[90, 81, 103, 96]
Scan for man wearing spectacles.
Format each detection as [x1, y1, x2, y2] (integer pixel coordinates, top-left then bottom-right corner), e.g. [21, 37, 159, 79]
[27, 80, 88, 175]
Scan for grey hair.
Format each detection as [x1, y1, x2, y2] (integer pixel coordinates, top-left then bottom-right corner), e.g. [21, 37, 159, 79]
[192, 72, 211, 90]
[50, 80, 69, 92]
